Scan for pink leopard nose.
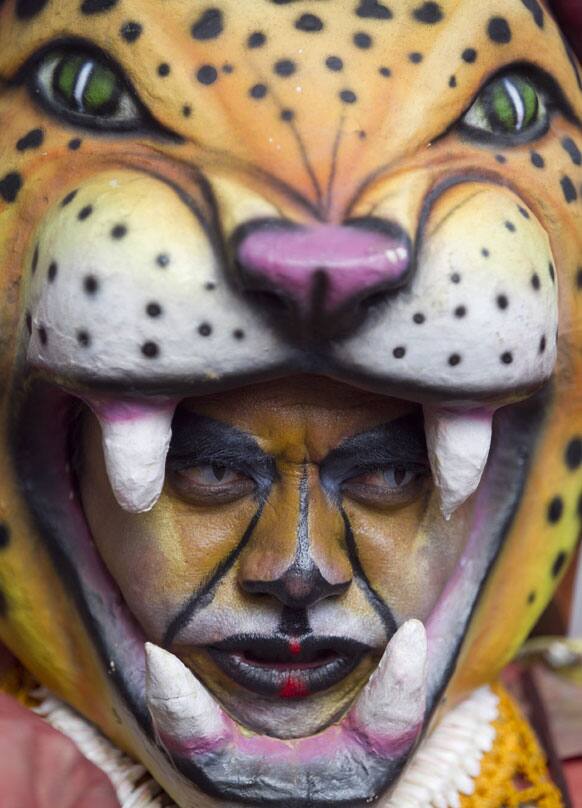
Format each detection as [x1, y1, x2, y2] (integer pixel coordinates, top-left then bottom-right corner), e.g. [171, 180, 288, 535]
[236, 221, 412, 330]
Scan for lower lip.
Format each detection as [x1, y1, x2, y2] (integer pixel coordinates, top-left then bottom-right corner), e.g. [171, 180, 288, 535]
[208, 650, 364, 698]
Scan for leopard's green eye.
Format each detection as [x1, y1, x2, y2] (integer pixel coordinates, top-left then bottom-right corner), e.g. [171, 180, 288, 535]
[462, 72, 546, 138]
[32, 49, 142, 130]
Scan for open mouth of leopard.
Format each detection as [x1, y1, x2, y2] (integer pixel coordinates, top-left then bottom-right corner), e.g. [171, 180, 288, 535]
[11, 366, 549, 804]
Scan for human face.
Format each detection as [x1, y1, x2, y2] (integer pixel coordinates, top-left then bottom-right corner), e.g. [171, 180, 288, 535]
[79, 377, 467, 738]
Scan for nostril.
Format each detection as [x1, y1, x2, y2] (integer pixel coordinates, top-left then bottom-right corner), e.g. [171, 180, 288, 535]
[241, 287, 294, 316]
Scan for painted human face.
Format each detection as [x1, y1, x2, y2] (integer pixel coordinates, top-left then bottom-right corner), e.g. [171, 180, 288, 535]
[79, 377, 467, 738]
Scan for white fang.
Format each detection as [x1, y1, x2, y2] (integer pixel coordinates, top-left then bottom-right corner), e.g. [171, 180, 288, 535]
[424, 406, 494, 519]
[145, 643, 227, 745]
[350, 619, 427, 739]
[88, 398, 177, 513]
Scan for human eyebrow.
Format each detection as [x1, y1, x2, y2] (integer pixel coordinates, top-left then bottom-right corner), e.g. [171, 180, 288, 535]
[166, 411, 276, 488]
[320, 413, 428, 485]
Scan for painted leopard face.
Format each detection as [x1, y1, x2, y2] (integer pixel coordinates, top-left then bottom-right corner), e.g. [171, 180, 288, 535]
[0, 1, 580, 806]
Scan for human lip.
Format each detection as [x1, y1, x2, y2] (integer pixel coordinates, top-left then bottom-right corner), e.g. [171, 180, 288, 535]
[206, 635, 373, 698]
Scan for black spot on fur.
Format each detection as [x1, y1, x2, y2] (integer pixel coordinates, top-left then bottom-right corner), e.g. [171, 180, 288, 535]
[562, 137, 581, 166]
[248, 31, 266, 48]
[393, 346, 406, 358]
[356, 0, 392, 20]
[120, 21, 142, 42]
[111, 224, 127, 239]
[0, 172, 22, 203]
[531, 151, 544, 168]
[409, 52, 423, 63]
[274, 59, 296, 77]
[353, 31, 372, 48]
[0, 524, 10, 550]
[77, 330, 91, 347]
[15, 0, 48, 19]
[80, 0, 119, 14]
[250, 83, 268, 99]
[577, 267, 582, 290]
[61, 190, 78, 207]
[295, 13, 323, 32]
[520, 0, 544, 28]
[141, 341, 160, 358]
[340, 89, 357, 103]
[462, 48, 477, 63]
[547, 496, 564, 524]
[68, 138, 82, 150]
[192, 8, 223, 40]
[551, 551, 567, 578]
[16, 128, 44, 152]
[527, 591, 536, 604]
[197, 65, 218, 85]
[146, 302, 162, 318]
[84, 275, 99, 295]
[78, 205, 93, 221]
[326, 55, 343, 71]
[561, 175, 578, 203]
[158, 63, 170, 77]
[487, 16, 512, 44]
[566, 437, 582, 470]
[198, 322, 213, 336]
[413, 2, 443, 24]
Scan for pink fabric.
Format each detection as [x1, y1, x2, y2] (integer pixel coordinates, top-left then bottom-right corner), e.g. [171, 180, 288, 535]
[0, 693, 120, 808]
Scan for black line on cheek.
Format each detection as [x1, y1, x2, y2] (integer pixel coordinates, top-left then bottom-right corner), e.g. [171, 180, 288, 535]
[340, 507, 397, 636]
[162, 501, 266, 648]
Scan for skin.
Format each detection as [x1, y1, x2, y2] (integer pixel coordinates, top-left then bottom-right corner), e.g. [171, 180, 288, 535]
[80, 377, 468, 737]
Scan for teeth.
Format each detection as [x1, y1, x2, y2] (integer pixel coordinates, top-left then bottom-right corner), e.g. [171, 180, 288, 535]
[145, 643, 227, 747]
[349, 619, 427, 744]
[86, 397, 177, 513]
[423, 406, 494, 519]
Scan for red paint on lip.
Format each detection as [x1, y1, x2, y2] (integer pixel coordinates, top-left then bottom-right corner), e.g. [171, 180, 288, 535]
[288, 639, 301, 656]
[279, 677, 310, 699]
